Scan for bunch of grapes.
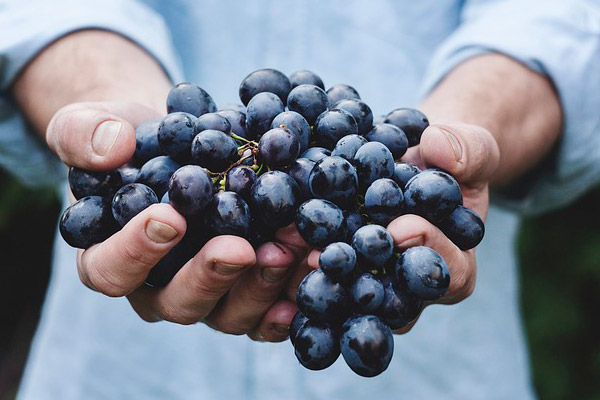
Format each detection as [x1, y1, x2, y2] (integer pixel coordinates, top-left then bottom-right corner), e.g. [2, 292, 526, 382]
[59, 68, 484, 377]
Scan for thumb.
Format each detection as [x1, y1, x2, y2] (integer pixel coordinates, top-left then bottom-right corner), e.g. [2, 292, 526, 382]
[46, 101, 162, 171]
[419, 123, 500, 186]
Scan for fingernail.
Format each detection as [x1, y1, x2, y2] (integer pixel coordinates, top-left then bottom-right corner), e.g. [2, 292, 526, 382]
[145, 220, 178, 243]
[261, 267, 288, 283]
[273, 324, 289, 335]
[397, 236, 424, 249]
[214, 262, 246, 276]
[439, 128, 462, 161]
[92, 120, 122, 156]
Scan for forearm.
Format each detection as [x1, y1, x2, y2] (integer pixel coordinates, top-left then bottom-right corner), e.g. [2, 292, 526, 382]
[11, 29, 172, 135]
[419, 53, 562, 187]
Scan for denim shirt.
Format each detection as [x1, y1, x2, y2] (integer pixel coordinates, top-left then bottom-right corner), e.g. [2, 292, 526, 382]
[2, 1, 600, 399]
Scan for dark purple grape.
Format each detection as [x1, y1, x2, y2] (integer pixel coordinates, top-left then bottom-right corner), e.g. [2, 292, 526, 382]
[393, 162, 421, 190]
[319, 242, 357, 281]
[341, 315, 393, 377]
[437, 205, 485, 250]
[132, 119, 164, 167]
[287, 84, 330, 125]
[314, 109, 358, 149]
[351, 224, 394, 271]
[331, 134, 368, 161]
[246, 92, 285, 138]
[384, 108, 429, 147]
[219, 103, 246, 114]
[239, 68, 291, 106]
[290, 311, 309, 345]
[365, 123, 408, 160]
[404, 169, 462, 222]
[271, 111, 311, 153]
[168, 165, 214, 218]
[111, 183, 158, 227]
[191, 129, 239, 173]
[295, 199, 346, 248]
[157, 112, 197, 163]
[137, 156, 180, 198]
[308, 156, 358, 208]
[287, 158, 315, 200]
[68, 167, 122, 200]
[297, 269, 349, 323]
[116, 165, 139, 186]
[300, 147, 331, 163]
[225, 166, 256, 203]
[353, 142, 395, 190]
[351, 273, 384, 313]
[364, 178, 404, 226]
[216, 109, 249, 139]
[333, 99, 373, 135]
[167, 82, 216, 117]
[294, 320, 340, 370]
[194, 113, 231, 134]
[396, 246, 450, 300]
[258, 127, 300, 167]
[289, 70, 325, 90]
[204, 191, 251, 239]
[326, 84, 360, 105]
[59, 196, 117, 249]
[344, 211, 365, 240]
[378, 276, 423, 329]
[250, 171, 301, 228]
[247, 217, 277, 249]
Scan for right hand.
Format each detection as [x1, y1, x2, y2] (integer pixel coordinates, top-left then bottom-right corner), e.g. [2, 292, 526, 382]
[49, 101, 306, 342]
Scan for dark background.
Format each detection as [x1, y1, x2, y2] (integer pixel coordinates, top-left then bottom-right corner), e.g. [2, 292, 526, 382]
[0, 169, 598, 399]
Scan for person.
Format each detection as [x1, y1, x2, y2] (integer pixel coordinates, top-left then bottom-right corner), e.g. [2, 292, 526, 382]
[2, 0, 599, 398]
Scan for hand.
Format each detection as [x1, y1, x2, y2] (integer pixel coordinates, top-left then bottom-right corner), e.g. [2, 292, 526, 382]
[48, 101, 308, 342]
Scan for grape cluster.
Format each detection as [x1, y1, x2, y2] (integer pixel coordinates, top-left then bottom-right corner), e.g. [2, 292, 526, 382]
[59, 68, 485, 376]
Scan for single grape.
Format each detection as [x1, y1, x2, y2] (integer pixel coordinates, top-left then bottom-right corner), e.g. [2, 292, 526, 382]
[168, 165, 214, 218]
[340, 315, 394, 377]
[289, 70, 325, 90]
[334, 98, 373, 135]
[157, 112, 197, 163]
[294, 320, 340, 371]
[287, 158, 315, 200]
[68, 167, 122, 200]
[377, 276, 423, 329]
[194, 113, 232, 134]
[364, 178, 404, 226]
[204, 191, 252, 239]
[191, 129, 239, 173]
[290, 311, 309, 345]
[216, 109, 249, 139]
[287, 84, 330, 125]
[167, 82, 217, 117]
[351, 224, 394, 271]
[365, 123, 408, 160]
[297, 269, 349, 322]
[246, 92, 285, 138]
[326, 84, 360, 105]
[403, 169, 462, 222]
[225, 166, 256, 203]
[384, 108, 429, 147]
[396, 246, 450, 300]
[239, 68, 291, 106]
[331, 134, 368, 161]
[300, 147, 331, 163]
[250, 171, 301, 228]
[313, 109, 358, 149]
[319, 242, 357, 281]
[308, 156, 358, 208]
[111, 183, 159, 227]
[295, 199, 346, 248]
[116, 165, 139, 186]
[137, 155, 180, 198]
[59, 196, 117, 249]
[132, 119, 164, 167]
[393, 162, 421, 190]
[258, 127, 300, 167]
[353, 142, 395, 190]
[351, 273, 385, 313]
[271, 111, 311, 153]
[436, 205, 485, 250]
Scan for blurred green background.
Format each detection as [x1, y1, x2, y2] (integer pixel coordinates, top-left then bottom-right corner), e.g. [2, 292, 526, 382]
[0, 168, 598, 399]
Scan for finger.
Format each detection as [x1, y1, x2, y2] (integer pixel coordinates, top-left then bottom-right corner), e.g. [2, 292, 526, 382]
[78, 203, 186, 297]
[387, 214, 476, 304]
[127, 236, 256, 325]
[248, 300, 298, 342]
[46, 101, 161, 171]
[203, 242, 296, 335]
[275, 223, 311, 259]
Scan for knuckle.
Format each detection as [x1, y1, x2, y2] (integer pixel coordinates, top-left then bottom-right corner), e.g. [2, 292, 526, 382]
[122, 241, 157, 269]
[87, 266, 130, 297]
[189, 272, 226, 302]
[160, 303, 199, 325]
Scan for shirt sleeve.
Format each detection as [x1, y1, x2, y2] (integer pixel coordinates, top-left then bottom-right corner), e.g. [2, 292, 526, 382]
[419, 0, 600, 215]
[0, 0, 184, 187]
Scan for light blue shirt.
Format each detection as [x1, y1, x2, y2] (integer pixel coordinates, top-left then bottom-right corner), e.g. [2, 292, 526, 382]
[1, 1, 599, 399]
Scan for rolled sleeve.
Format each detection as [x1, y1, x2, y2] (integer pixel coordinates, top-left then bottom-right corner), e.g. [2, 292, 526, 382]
[0, 0, 183, 186]
[420, 0, 600, 215]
